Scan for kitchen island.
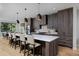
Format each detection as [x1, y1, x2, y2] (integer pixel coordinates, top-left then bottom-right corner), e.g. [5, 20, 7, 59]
[15, 33, 59, 56]
[26, 34, 59, 56]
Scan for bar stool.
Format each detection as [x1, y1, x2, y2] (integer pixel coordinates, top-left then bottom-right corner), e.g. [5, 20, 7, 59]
[14, 34, 20, 49]
[19, 34, 29, 56]
[11, 33, 16, 48]
[26, 35, 41, 56]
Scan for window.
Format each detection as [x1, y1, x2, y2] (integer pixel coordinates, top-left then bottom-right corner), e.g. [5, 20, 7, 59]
[1, 22, 16, 32]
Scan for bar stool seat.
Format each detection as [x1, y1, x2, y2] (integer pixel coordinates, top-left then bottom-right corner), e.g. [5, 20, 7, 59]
[29, 42, 40, 48]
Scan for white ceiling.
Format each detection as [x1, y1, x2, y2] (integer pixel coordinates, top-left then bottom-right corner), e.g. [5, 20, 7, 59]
[0, 3, 78, 23]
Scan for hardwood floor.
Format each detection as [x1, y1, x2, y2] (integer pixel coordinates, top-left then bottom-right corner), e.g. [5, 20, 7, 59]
[0, 37, 23, 56]
[58, 46, 79, 56]
[0, 37, 79, 56]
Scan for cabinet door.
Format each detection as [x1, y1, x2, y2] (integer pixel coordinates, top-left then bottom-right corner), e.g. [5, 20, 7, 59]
[68, 8, 73, 36]
[58, 8, 73, 35]
[63, 8, 73, 36]
[48, 13, 57, 29]
[63, 10, 69, 36]
[48, 14, 53, 29]
[57, 11, 65, 35]
[52, 13, 58, 29]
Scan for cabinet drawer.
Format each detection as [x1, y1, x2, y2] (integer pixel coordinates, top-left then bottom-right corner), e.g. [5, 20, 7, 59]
[58, 36, 73, 48]
[58, 41, 72, 48]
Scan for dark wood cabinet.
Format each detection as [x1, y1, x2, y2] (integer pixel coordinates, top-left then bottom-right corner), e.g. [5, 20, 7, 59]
[57, 8, 73, 48]
[48, 8, 73, 48]
[48, 13, 57, 29]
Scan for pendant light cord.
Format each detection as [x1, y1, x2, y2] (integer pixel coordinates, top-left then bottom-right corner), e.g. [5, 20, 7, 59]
[37, 3, 40, 14]
[25, 8, 27, 18]
[16, 12, 19, 20]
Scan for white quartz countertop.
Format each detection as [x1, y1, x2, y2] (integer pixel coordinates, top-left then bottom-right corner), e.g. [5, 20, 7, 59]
[24, 34, 59, 42]
[32, 34, 59, 42]
[15, 33, 59, 42]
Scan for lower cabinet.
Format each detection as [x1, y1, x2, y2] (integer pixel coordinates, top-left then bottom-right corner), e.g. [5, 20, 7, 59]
[58, 35, 73, 48]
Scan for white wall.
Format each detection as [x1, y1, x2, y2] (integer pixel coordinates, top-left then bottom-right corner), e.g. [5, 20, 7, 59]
[73, 6, 77, 50]
[77, 10, 79, 40]
[76, 8, 79, 49]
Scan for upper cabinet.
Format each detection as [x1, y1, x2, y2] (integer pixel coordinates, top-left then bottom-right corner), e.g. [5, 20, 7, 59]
[48, 13, 57, 29]
[48, 8, 73, 36]
[68, 8, 73, 36]
[57, 8, 73, 36]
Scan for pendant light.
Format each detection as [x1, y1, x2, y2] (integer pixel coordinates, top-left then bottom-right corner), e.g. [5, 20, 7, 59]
[16, 12, 20, 23]
[37, 3, 42, 21]
[24, 8, 28, 22]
